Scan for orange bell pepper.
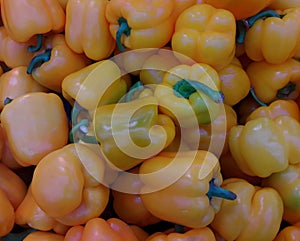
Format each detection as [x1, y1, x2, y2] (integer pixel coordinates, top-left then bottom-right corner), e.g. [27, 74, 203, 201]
[247, 58, 300, 104]
[129, 225, 149, 241]
[65, 0, 116, 61]
[268, 0, 300, 9]
[0, 188, 15, 237]
[64, 217, 139, 241]
[0, 26, 36, 68]
[105, 0, 176, 51]
[146, 227, 216, 241]
[31, 143, 110, 226]
[273, 221, 300, 241]
[15, 186, 70, 234]
[23, 231, 65, 241]
[26, 34, 91, 93]
[0, 0, 65, 44]
[0, 66, 49, 111]
[171, 3, 236, 70]
[234, 96, 261, 125]
[204, 0, 274, 20]
[0, 92, 69, 166]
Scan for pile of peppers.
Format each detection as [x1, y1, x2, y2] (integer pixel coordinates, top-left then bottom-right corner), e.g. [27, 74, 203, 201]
[0, 0, 300, 240]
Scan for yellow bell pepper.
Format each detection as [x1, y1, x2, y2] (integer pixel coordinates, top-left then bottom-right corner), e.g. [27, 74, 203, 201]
[243, 9, 300, 64]
[62, 59, 130, 110]
[154, 63, 224, 128]
[0, 92, 69, 166]
[262, 163, 300, 224]
[229, 116, 300, 178]
[0, 0, 65, 49]
[210, 178, 283, 241]
[105, 0, 176, 51]
[27, 34, 91, 93]
[171, 4, 236, 70]
[247, 58, 300, 104]
[0, 66, 49, 111]
[0, 26, 36, 68]
[140, 150, 237, 228]
[65, 0, 116, 61]
[31, 143, 110, 226]
[93, 96, 176, 170]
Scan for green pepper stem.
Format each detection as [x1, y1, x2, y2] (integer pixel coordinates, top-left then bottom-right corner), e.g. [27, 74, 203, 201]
[276, 82, 296, 99]
[27, 34, 43, 53]
[250, 87, 267, 106]
[116, 17, 131, 52]
[173, 79, 224, 103]
[2, 228, 36, 241]
[125, 81, 144, 102]
[3, 97, 13, 105]
[207, 178, 237, 200]
[236, 10, 282, 44]
[27, 48, 51, 74]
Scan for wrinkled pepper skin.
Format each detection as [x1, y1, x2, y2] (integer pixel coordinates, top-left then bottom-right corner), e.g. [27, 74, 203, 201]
[244, 8, 300, 64]
[94, 96, 175, 171]
[154, 63, 223, 128]
[28, 34, 91, 93]
[62, 60, 130, 110]
[0, 92, 69, 166]
[210, 178, 283, 241]
[0, 0, 65, 42]
[0, 26, 36, 68]
[273, 221, 300, 241]
[65, 0, 116, 61]
[246, 99, 300, 122]
[262, 163, 300, 224]
[31, 143, 110, 226]
[111, 167, 161, 227]
[247, 58, 300, 104]
[140, 150, 233, 228]
[146, 227, 216, 241]
[0, 66, 49, 110]
[64, 217, 139, 241]
[0, 188, 15, 237]
[105, 0, 175, 51]
[171, 4, 236, 70]
[204, 0, 274, 20]
[15, 186, 70, 234]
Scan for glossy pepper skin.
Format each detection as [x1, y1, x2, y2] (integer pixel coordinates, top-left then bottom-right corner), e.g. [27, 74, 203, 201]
[204, 0, 274, 20]
[210, 178, 283, 241]
[171, 4, 236, 70]
[140, 150, 236, 228]
[229, 116, 300, 177]
[64, 217, 139, 241]
[15, 186, 70, 234]
[146, 227, 216, 241]
[244, 8, 300, 64]
[65, 0, 116, 61]
[23, 231, 65, 241]
[0, 92, 69, 166]
[262, 163, 300, 224]
[111, 167, 161, 227]
[273, 221, 300, 241]
[154, 63, 223, 128]
[0, 26, 36, 68]
[94, 96, 175, 170]
[31, 143, 110, 226]
[62, 60, 130, 110]
[246, 99, 300, 122]
[0, 0, 65, 42]
[105, 0, 175, 51]
[27, 34, 91, 93]
[0, 66, 49, 110]
[0, 188, 15, 237]
[247, 58, 300, 104]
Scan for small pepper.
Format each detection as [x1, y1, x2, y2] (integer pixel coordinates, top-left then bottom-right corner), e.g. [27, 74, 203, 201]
[140, 150, 237, 228]
[247, 58, 300, 104]
[154, 63, 224, 127]
[0, 92, 69, 166]
[65, 0, 116, 61]
[171, 4, 236, 70]
[210, 178, 283, 241]
[27, 34, 91, 93]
